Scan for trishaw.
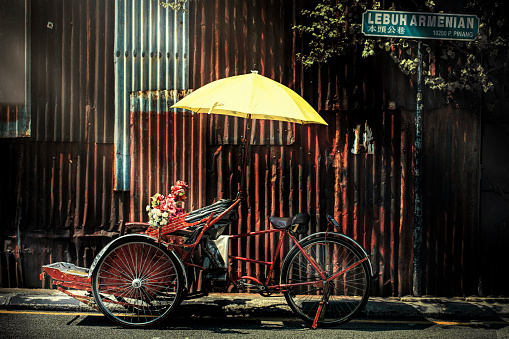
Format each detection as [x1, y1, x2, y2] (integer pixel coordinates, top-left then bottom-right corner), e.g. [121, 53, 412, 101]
[41, 73, 373, 329]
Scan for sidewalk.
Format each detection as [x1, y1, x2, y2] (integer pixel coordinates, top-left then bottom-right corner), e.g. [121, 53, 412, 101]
[1, 288, 509, 321]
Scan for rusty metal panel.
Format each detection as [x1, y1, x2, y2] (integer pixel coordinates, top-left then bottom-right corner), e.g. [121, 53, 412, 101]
[0, 141, 122, 236]
[30, 0, 114, 143]
[0, 138, 127, 288]
[422, 106, 480, 296]
[114, 0, 189, 190]
[129, 90, 207, 219]
[0, 0, 122, 288]
[168, 0, 416, 295]
[0, 106, 31, 138]
[480, 120, 509, 296]
[128, 84, 415, 297]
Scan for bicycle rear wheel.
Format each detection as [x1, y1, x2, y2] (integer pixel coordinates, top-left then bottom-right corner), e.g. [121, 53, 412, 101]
[280, 236, 370, 327]
[91, 237, 184, 327]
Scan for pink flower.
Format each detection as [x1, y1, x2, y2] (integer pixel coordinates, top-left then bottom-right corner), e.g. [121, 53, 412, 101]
[171, 181, 188, 202]
[160, 196, 174, 211]
[148, 181, 188, 227]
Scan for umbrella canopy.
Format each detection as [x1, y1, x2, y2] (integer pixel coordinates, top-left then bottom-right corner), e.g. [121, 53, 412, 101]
[171, 72, 328, 126]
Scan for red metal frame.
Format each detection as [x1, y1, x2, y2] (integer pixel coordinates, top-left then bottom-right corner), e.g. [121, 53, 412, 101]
[225, 224, 365, 292]
[41, 202, 367, 328]
[42, 213, 366, 294]
[228, 227, 285, 287]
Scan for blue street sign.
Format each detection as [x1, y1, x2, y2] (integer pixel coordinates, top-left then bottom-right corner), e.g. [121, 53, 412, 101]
[362, 10, 479, 41]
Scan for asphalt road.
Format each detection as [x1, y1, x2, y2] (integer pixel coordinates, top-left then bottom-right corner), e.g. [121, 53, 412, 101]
[1, 310, 509, 339]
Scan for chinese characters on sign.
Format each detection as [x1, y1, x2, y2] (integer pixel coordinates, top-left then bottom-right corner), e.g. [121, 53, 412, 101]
[361, 10, 479, 41]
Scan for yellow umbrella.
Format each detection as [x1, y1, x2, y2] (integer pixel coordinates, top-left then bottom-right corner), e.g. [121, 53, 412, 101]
[171, 72, 327, 126]
[171, 72, 327, 199]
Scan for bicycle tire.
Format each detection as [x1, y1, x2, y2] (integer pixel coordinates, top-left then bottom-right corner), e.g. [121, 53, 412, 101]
[91, 237, 184, 327]
[280, 236, 370, 327]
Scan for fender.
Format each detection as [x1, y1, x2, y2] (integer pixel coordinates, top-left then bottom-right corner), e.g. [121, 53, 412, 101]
[87, 234, 189, 289]
[290, 232, 374, 277]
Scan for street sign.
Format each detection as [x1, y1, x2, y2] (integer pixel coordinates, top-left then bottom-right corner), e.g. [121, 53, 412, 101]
[362, 10, 479, 41]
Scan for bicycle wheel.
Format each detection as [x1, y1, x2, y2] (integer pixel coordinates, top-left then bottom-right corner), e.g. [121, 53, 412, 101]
[280, 236, 370, 327]
[91, 237, 184, 327]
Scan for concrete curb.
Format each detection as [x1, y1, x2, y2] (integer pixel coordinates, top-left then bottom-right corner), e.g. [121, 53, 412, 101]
[363, 296, 509, 320]
[1, 289, 508, 321]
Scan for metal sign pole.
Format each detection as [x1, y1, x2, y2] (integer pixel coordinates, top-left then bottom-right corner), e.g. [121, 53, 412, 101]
[413, 40, 424, 297]
[361, 9, 479, 297]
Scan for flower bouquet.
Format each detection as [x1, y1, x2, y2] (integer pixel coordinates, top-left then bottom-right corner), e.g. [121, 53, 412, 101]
[146, 181, 188, 228]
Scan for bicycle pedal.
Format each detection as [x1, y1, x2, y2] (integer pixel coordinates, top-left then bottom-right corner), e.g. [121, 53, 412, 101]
[237, 279, 261, 289]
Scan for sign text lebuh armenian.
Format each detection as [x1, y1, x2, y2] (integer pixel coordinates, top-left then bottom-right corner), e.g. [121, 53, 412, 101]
[362, 10, 479, 41]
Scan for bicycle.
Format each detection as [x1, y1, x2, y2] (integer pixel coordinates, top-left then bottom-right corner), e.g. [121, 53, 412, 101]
[44, 195, 372, 329]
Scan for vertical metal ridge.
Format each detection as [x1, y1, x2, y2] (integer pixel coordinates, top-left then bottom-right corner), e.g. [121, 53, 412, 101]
[115, 0, 189, 190]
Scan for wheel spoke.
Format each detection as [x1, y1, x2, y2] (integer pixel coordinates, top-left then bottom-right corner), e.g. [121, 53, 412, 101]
[140, 259, 173, 282]
[281, 236, 370, 327]
[92, 239, 183, 327]
[100, 259, 135, 282]
[115, 245, 137, 281]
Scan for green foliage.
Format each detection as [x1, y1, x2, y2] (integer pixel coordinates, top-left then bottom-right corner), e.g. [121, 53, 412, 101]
[294, 0, 373, 67]
[293, 0, 509, 99]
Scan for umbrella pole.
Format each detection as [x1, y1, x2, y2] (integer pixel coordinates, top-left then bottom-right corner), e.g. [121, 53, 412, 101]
[237, 114, 252, 200]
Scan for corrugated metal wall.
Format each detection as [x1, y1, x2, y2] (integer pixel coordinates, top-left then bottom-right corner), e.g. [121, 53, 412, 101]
[129, 95, 418, 297]
[126, 0, 420, 296]
[31, 0, 114, 143]
[0, 0, 490, 297]
[181, 0, 481, 296]
[114, 0, 189, 190]
[423, 106, 480, 296]
[0, 0, 122, 289]
[480, 118, 509, 297]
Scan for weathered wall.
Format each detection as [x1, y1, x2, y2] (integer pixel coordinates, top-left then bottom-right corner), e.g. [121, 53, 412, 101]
[0, 0, 494, 297]
[0, 0, 123, 288]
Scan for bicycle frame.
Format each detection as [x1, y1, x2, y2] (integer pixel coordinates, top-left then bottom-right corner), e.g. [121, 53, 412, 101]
[181, 214, 369, 296]
[230, 229, 368, 290]
[41, 193, 372, 329]
[227, 227, 286, 289]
